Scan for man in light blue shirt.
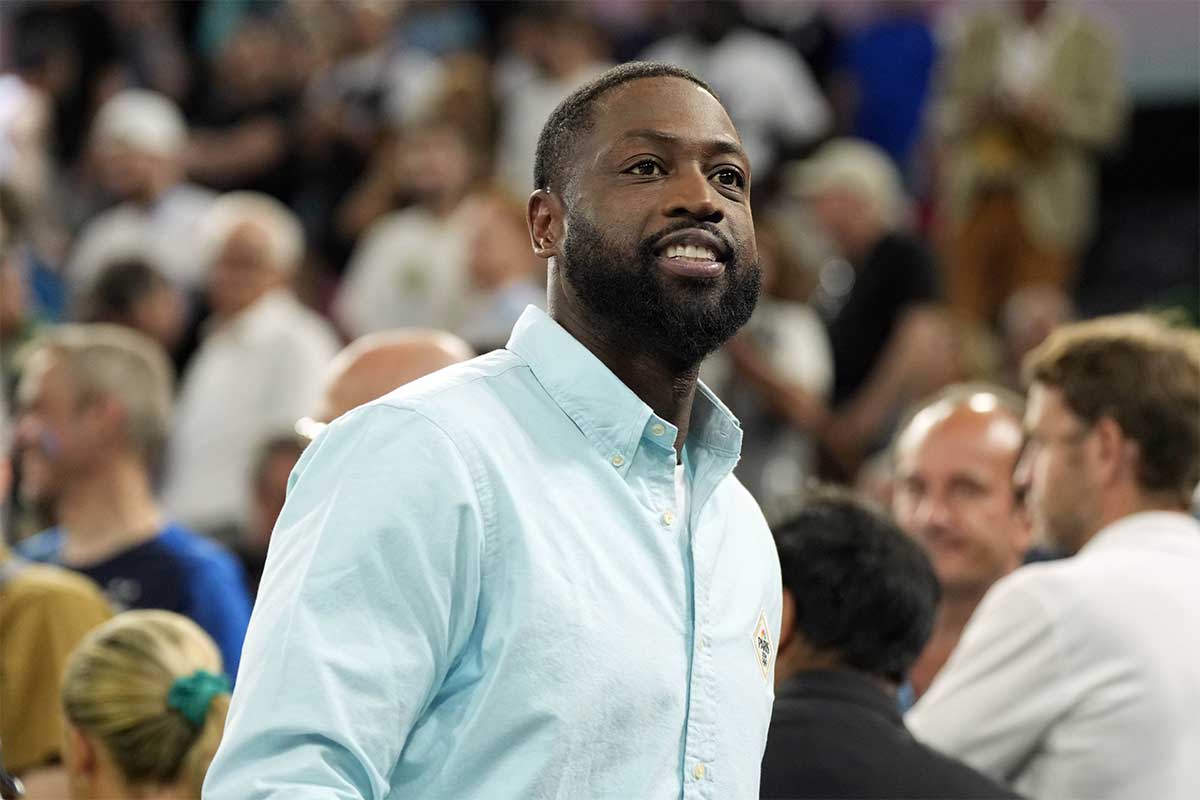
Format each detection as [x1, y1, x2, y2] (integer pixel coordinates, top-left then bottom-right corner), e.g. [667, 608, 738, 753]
[205, 62, 782, 799]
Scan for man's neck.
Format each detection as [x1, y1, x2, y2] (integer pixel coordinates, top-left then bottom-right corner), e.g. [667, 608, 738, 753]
[550, 294, 699, 459]
[56, 456, 163, 567]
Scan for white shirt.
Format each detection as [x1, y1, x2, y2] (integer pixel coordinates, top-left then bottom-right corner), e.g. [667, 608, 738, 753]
[162, 290, 340, 534]
[333, 204, 474, 337]
[641, 30, 831, 177]
[67, 183, 217, 297]
[908, 511, 1200, 800]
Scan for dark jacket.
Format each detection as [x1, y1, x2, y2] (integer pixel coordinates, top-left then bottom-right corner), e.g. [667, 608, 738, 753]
[760, 670, 1022, 800]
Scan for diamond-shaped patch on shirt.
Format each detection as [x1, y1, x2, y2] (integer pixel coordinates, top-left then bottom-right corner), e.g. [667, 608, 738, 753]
[752, 609, 772, 681]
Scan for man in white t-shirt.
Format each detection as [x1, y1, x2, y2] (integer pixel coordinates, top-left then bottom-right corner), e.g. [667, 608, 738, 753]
[162, 192, 339, 541]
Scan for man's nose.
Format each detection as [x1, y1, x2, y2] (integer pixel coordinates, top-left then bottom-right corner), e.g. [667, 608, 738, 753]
[915, 493, 954, 534]
[664, 167, 722, 223]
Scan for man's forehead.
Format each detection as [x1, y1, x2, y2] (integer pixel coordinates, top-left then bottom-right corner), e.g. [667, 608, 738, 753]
[591, 77, 740, 148]
[901, 404, 1023, 466]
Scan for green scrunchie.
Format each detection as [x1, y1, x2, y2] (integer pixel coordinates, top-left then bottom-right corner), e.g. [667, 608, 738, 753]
[167, 669, 231, 728]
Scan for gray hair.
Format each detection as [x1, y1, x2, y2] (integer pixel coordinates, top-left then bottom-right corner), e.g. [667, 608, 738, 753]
[202, 191, 305, 277]
[25, 324, 174, 461]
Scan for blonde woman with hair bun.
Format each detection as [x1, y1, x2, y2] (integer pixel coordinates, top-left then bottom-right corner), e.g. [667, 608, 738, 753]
[60, 610, 230, 799]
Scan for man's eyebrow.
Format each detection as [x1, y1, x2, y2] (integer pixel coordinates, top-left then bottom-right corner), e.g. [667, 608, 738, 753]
[614, 129, 749, 162]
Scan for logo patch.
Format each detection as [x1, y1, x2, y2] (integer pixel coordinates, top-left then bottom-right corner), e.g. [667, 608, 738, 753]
[752, 609, 773, 680]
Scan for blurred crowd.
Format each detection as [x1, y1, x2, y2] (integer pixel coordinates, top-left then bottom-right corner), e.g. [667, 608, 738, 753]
[0, 0, 1197, 798]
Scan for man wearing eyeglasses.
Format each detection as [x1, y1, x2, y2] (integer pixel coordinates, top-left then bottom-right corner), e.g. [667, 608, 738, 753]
[907, 314, 1200, 800]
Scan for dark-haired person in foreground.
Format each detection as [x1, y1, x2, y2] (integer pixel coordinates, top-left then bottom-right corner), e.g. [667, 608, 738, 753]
[206, 62, 779, 798]
[760, 488, 1020, 799]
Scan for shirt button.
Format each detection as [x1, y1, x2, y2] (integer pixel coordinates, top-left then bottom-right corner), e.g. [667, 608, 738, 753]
[651, 423, 666, 437]
[693, 763, 706, 780]
[661, 511, 675, 526]
[611, 454, 625, 467]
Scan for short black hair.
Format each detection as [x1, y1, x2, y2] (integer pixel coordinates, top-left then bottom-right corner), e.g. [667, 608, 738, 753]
[83, 259, 169, 322]
[773, 487, 940, 684]
[532, 61, 718, 194]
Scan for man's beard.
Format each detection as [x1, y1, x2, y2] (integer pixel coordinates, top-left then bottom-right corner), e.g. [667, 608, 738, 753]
[559, 212, 761, 367]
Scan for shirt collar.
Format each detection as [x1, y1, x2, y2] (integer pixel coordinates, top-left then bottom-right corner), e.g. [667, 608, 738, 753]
[776, 669, 903, 727]
[505, 306, 743, 467]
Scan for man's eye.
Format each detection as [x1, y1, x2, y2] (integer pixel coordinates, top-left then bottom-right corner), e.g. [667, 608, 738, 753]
[714, 168, 745, 188]
[627, 160, 663, 176]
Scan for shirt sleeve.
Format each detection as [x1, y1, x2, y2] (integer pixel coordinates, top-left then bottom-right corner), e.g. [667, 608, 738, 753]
[905, 568, 1073, 783]
[202, 404, 487, 799]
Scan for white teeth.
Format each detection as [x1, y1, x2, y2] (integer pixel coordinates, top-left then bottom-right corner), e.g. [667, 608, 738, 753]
[665, 244, 717, 261]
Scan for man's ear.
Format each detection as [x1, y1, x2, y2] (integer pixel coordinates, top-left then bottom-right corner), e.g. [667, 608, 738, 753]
[1091, 416, 1130, 488]
[528, 189, 564, 260]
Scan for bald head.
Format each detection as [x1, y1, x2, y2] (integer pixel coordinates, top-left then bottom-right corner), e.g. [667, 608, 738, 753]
[314, 330, 474, 425]
[892, 385, 1032, 598]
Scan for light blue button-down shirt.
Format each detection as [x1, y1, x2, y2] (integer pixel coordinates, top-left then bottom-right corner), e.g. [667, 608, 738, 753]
[204, 307, 782, 799]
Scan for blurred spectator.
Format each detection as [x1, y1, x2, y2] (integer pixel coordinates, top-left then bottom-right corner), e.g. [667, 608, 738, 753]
[831, 2, 937, 182]
[642, 0, 830, 181]
[12, 324, 251, 678]
[400, 0, 487, 56]
[891, 384, 1032, 702]
[104, 0, 193, 103]
[934, 0, 1125, 325]
[186, 13, 302, 201]
[60, 611, 230, 800]
[455, 187, 546, 351]
[909, 315, 1200, 799]
[80, 258, 193, 374]
[996, 284, 1076, 390]
[788, 139, 958, 476]
[0, 399, 113, 777]
[493, 4, 612, 198]
[1, 192, 48, 398]
[238, 433, 308, 599]
[760, 487, 1018, 800]
[296, 0, 444, 267]
[334, 120, 480, 337]
[0, 24, 62, 260]
[68, 89, 216, 301]
[701, 218, 833, 518]
[248, 327, 473, 589]
[7, 2, 121, 170]
[739, 1, 842, 92]
[303, 328, 475, 434]
[163, 192, 339, 541]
